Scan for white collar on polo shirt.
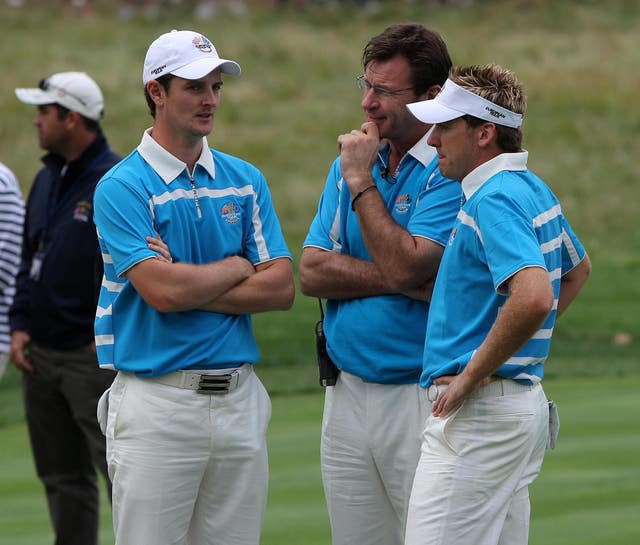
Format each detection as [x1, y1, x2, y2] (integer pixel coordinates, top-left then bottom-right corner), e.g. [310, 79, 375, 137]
[461, 151, 528, 201]
[137, 129, 216, 185]
[407, 129, 437, 167]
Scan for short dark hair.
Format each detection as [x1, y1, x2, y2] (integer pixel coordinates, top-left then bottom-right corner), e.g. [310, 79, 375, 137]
[362, 23, 452, 95]
[144, 74, 175, 118]
[54, 103, 100, 132]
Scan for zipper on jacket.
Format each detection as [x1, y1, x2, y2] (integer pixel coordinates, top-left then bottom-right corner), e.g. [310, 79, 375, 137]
[189, 172, 203, 219]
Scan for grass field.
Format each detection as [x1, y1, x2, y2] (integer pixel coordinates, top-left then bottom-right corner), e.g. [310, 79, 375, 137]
[0, 0, 639, 543]
[1, 377, 639, 545]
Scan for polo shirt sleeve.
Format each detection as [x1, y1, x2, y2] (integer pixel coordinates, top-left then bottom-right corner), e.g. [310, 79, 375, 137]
[408, 170, 461, 247]
[94, 176, 157, 277]
[303, 158, 344, 252]
[0, 174, 23, 292]
[475, 191, 547, 294]
[242, 171, 292, 265]
[560, 215, 587, 273]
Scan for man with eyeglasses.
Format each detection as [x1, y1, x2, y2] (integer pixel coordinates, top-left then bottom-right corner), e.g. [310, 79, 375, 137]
[10, 71, 120, 545]
[299, 23, 461, 545]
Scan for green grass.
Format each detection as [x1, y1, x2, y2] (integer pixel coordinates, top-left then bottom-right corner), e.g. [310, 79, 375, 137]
[1, 378, 639, 544]
[529, 377, 640, 545]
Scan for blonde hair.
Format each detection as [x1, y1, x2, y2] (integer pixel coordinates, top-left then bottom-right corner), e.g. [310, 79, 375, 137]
[450, 64, 526, 115]
[450, 64, 526, 151]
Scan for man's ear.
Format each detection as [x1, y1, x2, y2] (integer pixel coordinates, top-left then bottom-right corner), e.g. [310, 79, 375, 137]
[146, 80, 165, 106]
[63, 109, 81, 130]
[418, 84, 442, 101]
[477, 122, 498, 149]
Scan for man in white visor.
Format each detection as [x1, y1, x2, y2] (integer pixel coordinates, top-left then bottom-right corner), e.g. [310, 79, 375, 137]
[403, 64, 592, 545]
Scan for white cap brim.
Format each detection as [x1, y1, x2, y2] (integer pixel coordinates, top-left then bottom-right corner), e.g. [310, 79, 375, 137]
[407, 100, 465, 125]
[15, 87, 102, 121]
[15, 88, 56, 107]
[171, 57, 241, 80]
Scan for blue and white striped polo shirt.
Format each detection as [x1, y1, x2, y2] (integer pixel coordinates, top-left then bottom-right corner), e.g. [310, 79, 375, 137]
[93, 130, 291, 377]
[421, 151, 586, 387]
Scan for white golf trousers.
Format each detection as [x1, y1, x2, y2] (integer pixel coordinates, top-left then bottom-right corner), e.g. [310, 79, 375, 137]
[405, 380, 549, 545]
[321, 370, 429, 545]
[105, 367, 271, 545]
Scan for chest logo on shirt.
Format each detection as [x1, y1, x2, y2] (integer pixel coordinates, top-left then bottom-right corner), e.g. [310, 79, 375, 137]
[73, 200, 92, 223]
[220, 202, 241, 224]
[394, 194, 412, 215]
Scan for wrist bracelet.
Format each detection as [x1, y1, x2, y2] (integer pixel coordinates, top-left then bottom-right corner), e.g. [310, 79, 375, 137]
[351, 184, 377, 211]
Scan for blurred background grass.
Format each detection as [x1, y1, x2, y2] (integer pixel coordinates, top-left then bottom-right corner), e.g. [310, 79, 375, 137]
[0, 1, 639, 542]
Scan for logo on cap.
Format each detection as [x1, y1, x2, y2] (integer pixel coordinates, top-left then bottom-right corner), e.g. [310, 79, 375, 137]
[193, 35, 213, 53]
[485, 107, 506, 120]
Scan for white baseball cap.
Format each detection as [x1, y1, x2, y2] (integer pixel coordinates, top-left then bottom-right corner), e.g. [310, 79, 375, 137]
[143, 29, 241, 85]
[407, 79, 523, 129]
[15, 71, 104, 121]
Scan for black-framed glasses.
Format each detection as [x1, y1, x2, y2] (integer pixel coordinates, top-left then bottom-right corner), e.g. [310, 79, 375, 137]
[38, 78, 88, 106]
[356, 75, 414, 98]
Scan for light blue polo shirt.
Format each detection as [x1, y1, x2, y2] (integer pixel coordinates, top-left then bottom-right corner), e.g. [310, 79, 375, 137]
[421, 151, 586, 387]
[304, 133, 462, 384]
[94, 130, 291, 377]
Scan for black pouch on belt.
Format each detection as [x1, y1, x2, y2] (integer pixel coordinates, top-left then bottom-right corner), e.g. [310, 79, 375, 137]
[316, 299, 339, 387]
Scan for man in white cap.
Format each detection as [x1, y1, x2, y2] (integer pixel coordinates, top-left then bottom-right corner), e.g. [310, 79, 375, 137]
[93, 30, 294, 545]
[402, 64, 592, 545]
[10, 71, 120, 545]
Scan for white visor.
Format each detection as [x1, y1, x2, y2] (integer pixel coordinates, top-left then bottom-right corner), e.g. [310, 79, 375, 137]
[407, 79, 523, 128]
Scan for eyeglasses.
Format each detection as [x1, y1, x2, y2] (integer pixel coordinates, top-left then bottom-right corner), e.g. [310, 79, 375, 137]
[38, 78, 87, 106]
[356, 75, 414, 98]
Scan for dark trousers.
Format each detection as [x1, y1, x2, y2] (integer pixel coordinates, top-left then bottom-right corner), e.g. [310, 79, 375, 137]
[23, 342, 116, 545]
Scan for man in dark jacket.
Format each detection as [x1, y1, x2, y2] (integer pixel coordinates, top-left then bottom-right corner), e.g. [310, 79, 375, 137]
[10, 71, 120, 545]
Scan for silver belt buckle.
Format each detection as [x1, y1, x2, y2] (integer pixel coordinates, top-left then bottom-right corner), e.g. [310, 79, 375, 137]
[427, 384, 440, 402]
[196, 370, 239, 395]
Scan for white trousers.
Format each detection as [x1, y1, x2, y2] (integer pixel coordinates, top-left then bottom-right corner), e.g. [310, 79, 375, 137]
[405, 380, 549, 545]
[105, 367, 271, 545]
[321, 371, 429, 545]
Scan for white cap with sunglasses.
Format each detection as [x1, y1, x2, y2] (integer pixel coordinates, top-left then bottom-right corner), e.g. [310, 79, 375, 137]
[15, 71, 104, 121]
